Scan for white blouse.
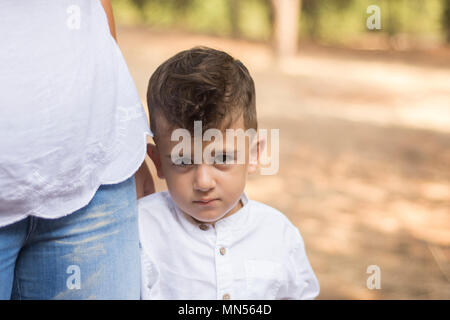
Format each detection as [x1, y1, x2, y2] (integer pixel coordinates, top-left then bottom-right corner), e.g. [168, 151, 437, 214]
[139, 191, 320, 300]
[0, 0, 151, 227]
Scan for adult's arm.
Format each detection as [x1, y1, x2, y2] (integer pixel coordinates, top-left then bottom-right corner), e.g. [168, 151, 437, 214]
[99, 0, 155, 198]
[100, 0, 117, 41]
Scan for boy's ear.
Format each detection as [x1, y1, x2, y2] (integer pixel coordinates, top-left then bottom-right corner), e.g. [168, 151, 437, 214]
[247, 134, 265, 175]
[147, 143, 165, 179]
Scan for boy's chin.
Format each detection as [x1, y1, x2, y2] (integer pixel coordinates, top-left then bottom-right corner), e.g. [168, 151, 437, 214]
[189, 198, 243, 223]
[189, 209, 228, 224]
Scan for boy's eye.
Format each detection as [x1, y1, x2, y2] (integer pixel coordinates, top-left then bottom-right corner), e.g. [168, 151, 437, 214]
[172, 157, 192, 166]
[215, 153, 234, 164]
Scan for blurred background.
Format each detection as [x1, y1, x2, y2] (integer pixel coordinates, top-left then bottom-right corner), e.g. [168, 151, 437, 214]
[111, 0, 450, 299]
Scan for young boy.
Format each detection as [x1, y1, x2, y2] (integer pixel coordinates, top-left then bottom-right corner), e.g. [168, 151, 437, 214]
[139, 47, 319, 300]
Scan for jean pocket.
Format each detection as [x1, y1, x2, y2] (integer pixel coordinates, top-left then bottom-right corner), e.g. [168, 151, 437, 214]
[244, 259, 283, 299]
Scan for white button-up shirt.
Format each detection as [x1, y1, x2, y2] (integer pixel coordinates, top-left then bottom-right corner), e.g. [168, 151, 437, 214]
[139, 191, 320, 300]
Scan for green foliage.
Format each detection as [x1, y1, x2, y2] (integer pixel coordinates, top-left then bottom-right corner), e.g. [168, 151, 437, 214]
[111, 0, 448, 44]
[301, 0, 444, 45]
[110, 0, 144, 24]
[111, 0, 272, 39]
[238, 0, 272, 41]
[380, 0, 443, 36]
[184, 0, 233, 36]
[301, 0, 369, 43]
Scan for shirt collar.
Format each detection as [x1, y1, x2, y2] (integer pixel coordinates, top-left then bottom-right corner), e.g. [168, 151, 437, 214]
[215, 193, 249, 228]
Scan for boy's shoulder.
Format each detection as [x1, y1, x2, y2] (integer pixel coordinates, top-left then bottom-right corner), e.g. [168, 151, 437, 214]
[247, 199, 304, 246]
[138, 190, 172, 210]
[138, 191, 176, 222]
[138, 191, 178, 245]
[248, 199, 293, 227]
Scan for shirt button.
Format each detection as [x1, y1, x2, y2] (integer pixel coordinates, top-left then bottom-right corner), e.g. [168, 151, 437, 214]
[219, 247, 226, 255]
[222, 293, 230, 300]
[199, 224, 209, 231]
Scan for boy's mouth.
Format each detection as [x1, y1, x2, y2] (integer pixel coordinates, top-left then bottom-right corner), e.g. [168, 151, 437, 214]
[193, 198, 219, 205]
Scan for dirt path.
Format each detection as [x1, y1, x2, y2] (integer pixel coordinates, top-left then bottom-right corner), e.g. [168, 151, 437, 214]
[118, 26, 450, 299]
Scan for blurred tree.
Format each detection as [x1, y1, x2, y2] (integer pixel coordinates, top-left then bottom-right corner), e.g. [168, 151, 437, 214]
[112, 0, 446, 48]
[228, 0, 241, 38]
[302, 0, 320, 40]
[301, 0, 360, 41]
[131, 0, 145, 10]
[385, 0, 400, 42]
[129, 0, 146, 19]
[264, 0, 275, 33]
[174, 0, 193, 19]
[129, 0, 193, 22]
[131, 0, 144, 7]
[272, 0, 301, 57]
[444, 0, 450, 42]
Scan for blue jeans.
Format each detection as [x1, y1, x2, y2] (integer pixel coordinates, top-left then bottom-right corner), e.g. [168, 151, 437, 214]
[0, 176, 140, 299]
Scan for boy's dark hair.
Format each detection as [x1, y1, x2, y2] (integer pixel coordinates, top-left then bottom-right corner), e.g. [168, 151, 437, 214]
[147, 46, 257, 137]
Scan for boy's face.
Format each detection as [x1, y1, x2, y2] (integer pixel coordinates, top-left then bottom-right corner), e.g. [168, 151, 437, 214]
[149, 115, 259, 223]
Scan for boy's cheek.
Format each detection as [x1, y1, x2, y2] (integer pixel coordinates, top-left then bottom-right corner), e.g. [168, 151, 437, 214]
[164, 171, 185, 191]
[166, 179, 193, 207]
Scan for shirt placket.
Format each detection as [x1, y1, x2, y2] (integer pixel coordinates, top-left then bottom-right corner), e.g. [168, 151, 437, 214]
[214, 221, 233, 300]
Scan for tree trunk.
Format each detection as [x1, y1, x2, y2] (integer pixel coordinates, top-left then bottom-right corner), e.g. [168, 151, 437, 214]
[444, 0, 450, 43]
[272, 0, 301, 57]
[228, 0, 241, 38]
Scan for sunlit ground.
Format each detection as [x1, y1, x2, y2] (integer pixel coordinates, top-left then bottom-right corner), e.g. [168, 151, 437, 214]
[118, 26, 450, 299]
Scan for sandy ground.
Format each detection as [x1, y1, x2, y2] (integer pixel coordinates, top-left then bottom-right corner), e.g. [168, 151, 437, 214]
[117, 26, 450, 299]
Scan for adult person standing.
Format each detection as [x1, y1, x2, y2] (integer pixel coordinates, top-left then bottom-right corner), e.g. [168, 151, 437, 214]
[0, 0, 154, 299]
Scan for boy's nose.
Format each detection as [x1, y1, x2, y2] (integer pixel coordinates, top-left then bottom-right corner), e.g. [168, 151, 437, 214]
[193, 164, 216, 192]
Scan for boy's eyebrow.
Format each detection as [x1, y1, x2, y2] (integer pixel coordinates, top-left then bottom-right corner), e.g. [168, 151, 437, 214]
[165, 149, 239, 158]
[165, 154, 183, 159]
